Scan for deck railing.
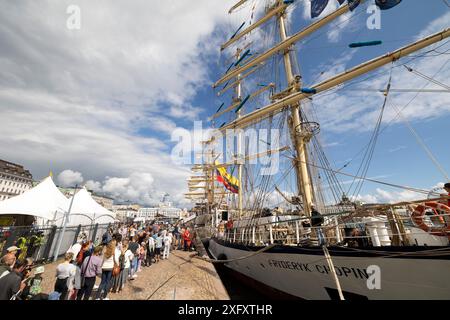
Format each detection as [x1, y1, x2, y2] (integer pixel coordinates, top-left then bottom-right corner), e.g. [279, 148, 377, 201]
[210, 201, 450, 247]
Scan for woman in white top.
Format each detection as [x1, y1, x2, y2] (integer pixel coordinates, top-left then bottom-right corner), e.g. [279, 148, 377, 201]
[162, 233, 172, 260]
[55, 252, 76, 300]
[112, 239, 133, 293]
[95, 240, 120, 300]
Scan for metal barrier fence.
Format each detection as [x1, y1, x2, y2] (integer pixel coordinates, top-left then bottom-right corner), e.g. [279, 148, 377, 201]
[0, 222, 114, 263]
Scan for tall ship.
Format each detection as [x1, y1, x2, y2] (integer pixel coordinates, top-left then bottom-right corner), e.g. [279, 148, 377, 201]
[186, 0, 450, 300]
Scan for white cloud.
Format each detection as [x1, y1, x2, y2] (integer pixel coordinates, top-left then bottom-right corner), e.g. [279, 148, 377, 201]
[58, 170, 84, 187]
[418, 11, 450, 39]
[0, 0, 238, 207]
[354, 182, 448, 204]
[85, 180, 102, 193]
[86, 171, 191, 206]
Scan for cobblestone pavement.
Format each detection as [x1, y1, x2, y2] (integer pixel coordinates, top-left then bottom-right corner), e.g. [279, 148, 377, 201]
[40, 249, 229, 300]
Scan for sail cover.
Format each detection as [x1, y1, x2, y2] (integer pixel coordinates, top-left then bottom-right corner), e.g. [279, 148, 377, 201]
[311, 0, 329, 18]
[347, 0, 361, 11]
[0, 176, 68, 221]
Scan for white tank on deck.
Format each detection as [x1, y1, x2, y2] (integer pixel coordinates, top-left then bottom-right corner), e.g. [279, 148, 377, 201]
[362, 217, 391, 247]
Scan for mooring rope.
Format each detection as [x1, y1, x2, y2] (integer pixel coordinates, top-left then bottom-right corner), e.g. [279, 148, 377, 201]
[194, 243, 276, 264]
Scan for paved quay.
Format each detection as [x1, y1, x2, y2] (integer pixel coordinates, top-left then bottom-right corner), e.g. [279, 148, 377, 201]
[40, 250, 230, 300]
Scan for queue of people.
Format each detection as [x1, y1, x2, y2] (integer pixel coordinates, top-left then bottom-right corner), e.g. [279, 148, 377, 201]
[0, 221, 195, 300]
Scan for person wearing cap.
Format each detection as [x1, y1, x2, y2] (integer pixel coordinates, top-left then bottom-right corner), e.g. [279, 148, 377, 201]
[22, 266, 47, 300]
[5, 246, 19, 261]
[1, 247, 18, 272]
[0, 254, 16, 280]
[6, 246, 19, 255]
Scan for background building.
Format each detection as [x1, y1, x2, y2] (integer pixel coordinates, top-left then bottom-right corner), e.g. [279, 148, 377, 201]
[113, 204, 141, 221]
[138, 207, 158, 220]
[0, 159, 33, 201]
[91, 193, 114, 210]
[137, 194, 182, 222]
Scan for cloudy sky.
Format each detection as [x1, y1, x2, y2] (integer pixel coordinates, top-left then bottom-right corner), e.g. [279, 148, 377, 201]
[0, 0, 449, 207]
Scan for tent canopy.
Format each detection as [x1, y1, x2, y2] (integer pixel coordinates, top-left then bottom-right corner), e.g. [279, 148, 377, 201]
[0, 176, 68, 221]
[0, 177, 116, 226]
[67, 188, 115, 225]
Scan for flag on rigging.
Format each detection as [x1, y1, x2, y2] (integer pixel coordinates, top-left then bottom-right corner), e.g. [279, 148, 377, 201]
[311, 0, 361, 18]
[310, 0, 329, 18]
[375, 0, 402, 10]
[347, 0, 361, 11]
[215, 162, 240, 194]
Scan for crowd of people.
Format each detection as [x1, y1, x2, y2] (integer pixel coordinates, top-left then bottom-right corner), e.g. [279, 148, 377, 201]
[0, 221, 195, 300]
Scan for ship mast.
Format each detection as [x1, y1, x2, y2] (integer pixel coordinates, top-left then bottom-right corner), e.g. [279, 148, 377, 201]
[277, 1, 314, 216]
[211, 0, 449, 217]
[235, 48, 244, 220]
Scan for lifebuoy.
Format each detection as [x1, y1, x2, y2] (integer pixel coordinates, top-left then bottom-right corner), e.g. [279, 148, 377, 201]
[411, 202, 450, 236]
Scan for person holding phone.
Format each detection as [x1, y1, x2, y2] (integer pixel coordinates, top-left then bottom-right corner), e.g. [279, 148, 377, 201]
[0, 260, 27, 300]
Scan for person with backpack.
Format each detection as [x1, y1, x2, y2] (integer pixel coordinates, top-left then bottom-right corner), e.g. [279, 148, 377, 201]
[111, 240, 126, 294]
[127, 236, 140, 279]
[77, 246, 103, 300]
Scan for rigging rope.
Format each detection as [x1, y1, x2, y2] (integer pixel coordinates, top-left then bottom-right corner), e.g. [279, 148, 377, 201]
[391, 104, 450, 181]
[404, 65, 450, 91]
[334, 58, 449, 174]
[282, 153, 432, 196]
[348, 64, 393, 198]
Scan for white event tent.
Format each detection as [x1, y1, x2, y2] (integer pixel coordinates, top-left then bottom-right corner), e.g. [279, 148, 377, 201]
[66, 188, 116, 226]
[0, 176, 67, 225]
[0, 177, 116, 227]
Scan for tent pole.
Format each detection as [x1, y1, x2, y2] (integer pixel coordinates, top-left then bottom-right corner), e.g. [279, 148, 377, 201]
[53, 185, 78, 262]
